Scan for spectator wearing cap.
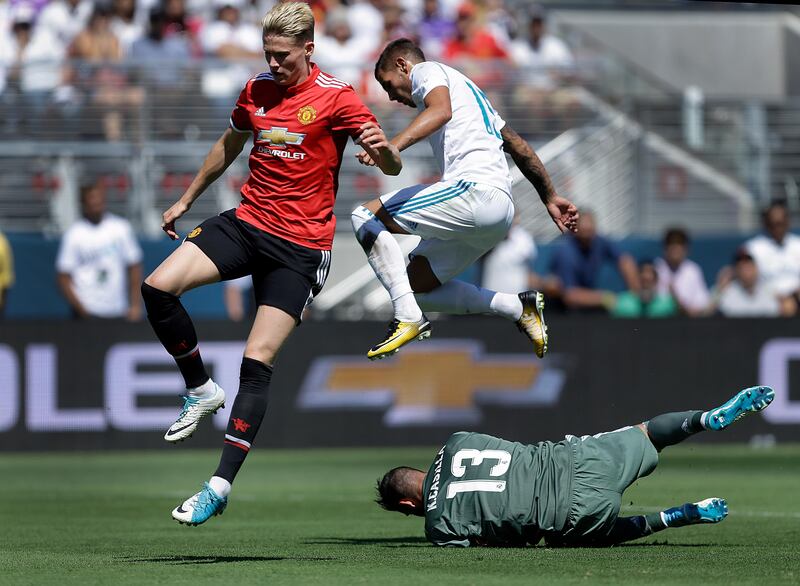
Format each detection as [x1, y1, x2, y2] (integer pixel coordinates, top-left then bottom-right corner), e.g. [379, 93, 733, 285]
[200, 0, 261, 112]
[654, 227, 711, 316]
[314, 6, 378, 86]
[715, 249, 796, 317]
[743, 201, 800, 299]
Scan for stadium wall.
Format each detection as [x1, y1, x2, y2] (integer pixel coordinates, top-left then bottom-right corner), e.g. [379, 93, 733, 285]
[1, 317, 798, 451]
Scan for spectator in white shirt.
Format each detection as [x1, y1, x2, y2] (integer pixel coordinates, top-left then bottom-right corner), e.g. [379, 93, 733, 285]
[347, 0, 384, 51]
[0, 4, 66, 133]
[481, 220, 537, 295]
[314, 7, 377, 87]
[509, 5, 576, 138]
[37, 0, 94, 52]
[744, 201, 800, 299]
[510, 5, 574, 89]
[716, 249, 795, 318]
[56, 181, 143, 320]
[109, 0, 144, 56]
[200, 0, 262, 112]
[654, 227, 710, 316]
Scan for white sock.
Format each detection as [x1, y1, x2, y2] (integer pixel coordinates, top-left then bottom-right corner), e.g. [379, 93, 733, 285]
[489, 292, 523, 321]
[416, 280, 522, 320]
[208, 475, 231, 498]
[187, 378, 215, 399]
[370, 231, 423, 322]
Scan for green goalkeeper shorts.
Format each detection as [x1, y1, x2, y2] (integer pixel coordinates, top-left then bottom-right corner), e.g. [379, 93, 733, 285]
[556, 425, 659, 543]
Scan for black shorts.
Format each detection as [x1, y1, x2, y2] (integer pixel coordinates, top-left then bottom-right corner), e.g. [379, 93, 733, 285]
[186, 209, 331, 321]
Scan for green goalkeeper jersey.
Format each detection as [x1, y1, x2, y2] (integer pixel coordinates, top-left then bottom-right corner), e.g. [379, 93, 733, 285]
[423, 431, 573, 547]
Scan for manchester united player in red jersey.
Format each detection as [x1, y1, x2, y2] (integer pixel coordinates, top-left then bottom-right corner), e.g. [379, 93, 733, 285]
[139, 2, 401, 526]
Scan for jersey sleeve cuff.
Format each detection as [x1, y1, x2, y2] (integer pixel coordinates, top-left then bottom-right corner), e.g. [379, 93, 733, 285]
[229, 118, 251, 134]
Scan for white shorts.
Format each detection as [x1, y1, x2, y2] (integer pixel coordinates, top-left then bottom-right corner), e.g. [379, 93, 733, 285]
[379, 180, 515, 283]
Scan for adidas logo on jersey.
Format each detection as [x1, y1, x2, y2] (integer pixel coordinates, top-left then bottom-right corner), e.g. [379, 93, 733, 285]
[254, 107, 265, 117]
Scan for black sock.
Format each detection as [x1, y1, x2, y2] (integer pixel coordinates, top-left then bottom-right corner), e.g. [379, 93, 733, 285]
[645, 410, 705, 451]
[141, 282, 209, 388]
[214, 357, 272, 484]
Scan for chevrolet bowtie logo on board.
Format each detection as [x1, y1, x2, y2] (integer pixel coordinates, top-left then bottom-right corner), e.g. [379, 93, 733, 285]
[297, 341, 566, 426]
[257, 127, 306, 148]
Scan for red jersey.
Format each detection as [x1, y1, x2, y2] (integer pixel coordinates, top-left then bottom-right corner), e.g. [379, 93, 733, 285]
[229, 64, 377, 249]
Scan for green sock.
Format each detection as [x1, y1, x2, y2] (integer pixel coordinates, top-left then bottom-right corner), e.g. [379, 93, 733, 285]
[645, 410, 704, 451]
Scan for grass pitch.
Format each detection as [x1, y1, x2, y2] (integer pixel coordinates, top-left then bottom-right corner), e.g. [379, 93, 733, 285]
[1, 445, 798, 585]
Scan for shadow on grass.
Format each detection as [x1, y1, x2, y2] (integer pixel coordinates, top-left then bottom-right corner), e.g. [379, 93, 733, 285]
[305, 536, 429, 547]
[122, 555, 337, 565]
[304, 538, 719, 549]
[612, 542, 718, 548]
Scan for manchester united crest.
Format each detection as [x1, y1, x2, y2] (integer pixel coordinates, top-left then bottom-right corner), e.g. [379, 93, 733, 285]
[297, 105, 317, 125]
[188, 227, 202, 238]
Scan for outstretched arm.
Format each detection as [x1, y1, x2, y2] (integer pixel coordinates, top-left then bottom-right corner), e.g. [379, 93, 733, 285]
[501, 125, 578, 234]
[161, 128, 249, 239]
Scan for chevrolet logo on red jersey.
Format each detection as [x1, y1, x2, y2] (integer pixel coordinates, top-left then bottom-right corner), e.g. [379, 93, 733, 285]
[257, 127, 306, 148]
[296, 340, 566, 426]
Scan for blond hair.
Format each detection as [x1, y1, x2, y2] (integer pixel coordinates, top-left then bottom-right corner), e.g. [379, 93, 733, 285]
[262, 2, 315, 42]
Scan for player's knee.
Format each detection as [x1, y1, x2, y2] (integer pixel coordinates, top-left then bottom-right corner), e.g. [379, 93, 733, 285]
[141, 281, 179, 315]
[351, 205, 385, 253]
[244, 341, 280, 367]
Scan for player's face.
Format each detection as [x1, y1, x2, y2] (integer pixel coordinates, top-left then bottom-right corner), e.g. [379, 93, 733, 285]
[377, 65, 414, 108]
[263, 34, 313, 86]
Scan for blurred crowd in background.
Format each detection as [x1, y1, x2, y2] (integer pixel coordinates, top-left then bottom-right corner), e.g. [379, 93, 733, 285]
[0, 0, 797, 322]
[3, 179, 799, 321]
[0, 0, 577, 141]
[478, 200, 800, 320]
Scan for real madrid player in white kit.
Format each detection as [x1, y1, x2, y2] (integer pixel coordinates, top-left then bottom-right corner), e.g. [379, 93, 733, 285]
[351, 39, 578, 360]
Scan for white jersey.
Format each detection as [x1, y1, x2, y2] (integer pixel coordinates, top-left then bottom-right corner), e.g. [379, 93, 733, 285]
[744, 233, 800, 297]
[56, 213, 143, 318]
[410, 61, 512, 194]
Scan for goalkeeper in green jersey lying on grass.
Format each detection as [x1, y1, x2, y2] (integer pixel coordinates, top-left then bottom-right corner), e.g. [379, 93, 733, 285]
[377, 386, 774, 547]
